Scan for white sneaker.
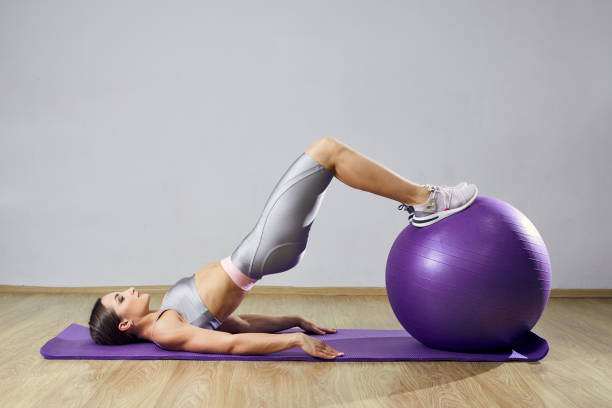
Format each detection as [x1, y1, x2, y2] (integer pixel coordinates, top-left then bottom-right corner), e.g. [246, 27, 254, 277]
[411, 182, 478, 227]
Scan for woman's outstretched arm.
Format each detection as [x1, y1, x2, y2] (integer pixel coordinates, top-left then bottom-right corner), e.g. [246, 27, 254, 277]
[173, 324, 342, 359]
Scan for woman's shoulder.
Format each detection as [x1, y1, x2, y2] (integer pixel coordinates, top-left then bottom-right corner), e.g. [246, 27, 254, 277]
[150, 309, 189, 349]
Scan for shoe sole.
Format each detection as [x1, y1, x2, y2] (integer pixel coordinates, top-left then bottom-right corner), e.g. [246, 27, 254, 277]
[411, 186, 479, 228]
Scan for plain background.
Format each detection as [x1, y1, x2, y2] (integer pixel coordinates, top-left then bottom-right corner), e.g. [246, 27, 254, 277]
[1, 1, 610, 289]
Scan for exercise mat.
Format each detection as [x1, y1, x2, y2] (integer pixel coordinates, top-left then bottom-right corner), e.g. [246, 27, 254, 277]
[41, 324, 548, 362]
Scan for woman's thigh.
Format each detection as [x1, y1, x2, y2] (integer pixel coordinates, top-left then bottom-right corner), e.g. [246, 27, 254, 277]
[230, 152, 334, 280]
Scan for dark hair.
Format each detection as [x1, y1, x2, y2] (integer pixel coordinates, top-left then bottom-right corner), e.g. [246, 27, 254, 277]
[89, 297, 138, 345]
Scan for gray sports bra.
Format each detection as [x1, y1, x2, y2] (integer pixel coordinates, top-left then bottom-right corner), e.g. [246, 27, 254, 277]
[150, 274, 222, 348]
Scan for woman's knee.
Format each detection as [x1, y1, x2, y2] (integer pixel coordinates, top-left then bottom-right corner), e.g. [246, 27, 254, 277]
[306, 137, 341, 173]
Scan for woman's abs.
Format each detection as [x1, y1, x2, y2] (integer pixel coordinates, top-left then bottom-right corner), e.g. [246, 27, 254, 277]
[194, 261, 247, 322]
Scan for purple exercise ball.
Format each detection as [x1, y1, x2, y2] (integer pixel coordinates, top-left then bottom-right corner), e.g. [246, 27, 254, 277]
[385, 196, 552, 352]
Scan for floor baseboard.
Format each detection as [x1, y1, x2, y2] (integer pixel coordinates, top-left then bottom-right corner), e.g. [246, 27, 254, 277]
[0, 286, 610, 298]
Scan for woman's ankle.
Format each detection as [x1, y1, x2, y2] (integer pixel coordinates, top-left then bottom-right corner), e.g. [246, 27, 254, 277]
[403, 185, 430, 206]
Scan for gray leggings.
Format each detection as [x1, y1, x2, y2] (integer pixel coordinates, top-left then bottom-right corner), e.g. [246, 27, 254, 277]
[229, 152, 334, 280]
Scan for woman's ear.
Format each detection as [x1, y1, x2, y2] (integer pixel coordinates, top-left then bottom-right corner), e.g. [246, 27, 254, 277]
[118, 320, 132, 332]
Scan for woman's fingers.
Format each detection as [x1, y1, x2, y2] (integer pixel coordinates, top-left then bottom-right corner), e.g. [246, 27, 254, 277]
[320, 344, 343, 358]
[315, 327, 338, 334]
[320, 326, 336, 332]
[310, 338, 343, 359]
[319, 350, 341, 359]
[321, 327, 337, 333]
[329, 344, 343, 355]
[321, 351, 339, 359]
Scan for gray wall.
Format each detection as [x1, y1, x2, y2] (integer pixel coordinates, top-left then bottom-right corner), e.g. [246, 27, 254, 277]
[1, 0, 610, 289]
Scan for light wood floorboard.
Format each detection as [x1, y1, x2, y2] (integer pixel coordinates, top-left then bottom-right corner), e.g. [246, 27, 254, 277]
[0, 292, 611, 407]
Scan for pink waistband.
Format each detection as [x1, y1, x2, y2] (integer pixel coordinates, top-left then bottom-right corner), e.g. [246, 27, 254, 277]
[220, 256, 258, 291]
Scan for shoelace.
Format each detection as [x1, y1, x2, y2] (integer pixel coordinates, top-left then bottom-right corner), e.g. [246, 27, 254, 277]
[397, 203, 415, 218]
[398, 183, 465, 215]
[425, 184, 453, 211]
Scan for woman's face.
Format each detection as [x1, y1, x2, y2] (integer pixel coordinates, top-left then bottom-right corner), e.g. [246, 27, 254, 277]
[101, 287, 151, 325]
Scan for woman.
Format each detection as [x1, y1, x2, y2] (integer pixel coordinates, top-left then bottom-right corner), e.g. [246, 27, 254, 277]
[89, 137, 478, 360]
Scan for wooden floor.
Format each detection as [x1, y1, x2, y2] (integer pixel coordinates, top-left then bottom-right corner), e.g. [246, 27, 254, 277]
[1, 292, 611, 407]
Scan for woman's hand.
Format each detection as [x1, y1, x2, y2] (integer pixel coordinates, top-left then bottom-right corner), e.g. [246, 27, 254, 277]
[296, 333, 344, 359]
[297, 316, 338, 335]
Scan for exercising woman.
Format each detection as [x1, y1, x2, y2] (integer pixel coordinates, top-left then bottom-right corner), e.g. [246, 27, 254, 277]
[89, 137, 478, 359]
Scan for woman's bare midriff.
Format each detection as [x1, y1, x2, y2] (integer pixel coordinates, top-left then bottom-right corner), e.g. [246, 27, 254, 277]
[149, 260, 247, 346]
[193, 260, 248, 323]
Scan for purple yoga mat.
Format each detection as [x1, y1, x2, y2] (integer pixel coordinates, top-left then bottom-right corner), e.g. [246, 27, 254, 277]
[40, 324, 548, 362]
